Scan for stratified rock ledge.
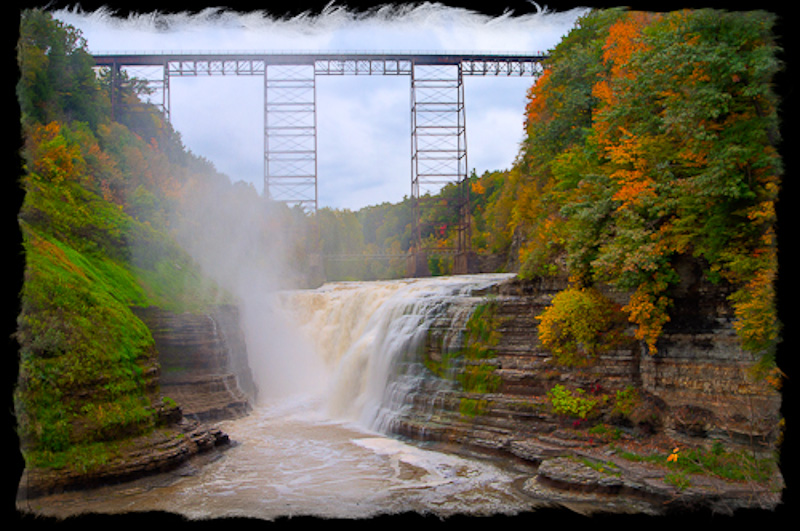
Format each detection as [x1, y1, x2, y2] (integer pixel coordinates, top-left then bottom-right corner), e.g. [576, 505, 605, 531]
[17, 414, 231, 501]
[520, 451, 783, 516]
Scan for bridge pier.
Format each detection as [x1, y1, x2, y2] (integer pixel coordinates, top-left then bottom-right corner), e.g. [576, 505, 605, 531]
[407, 250, 431, 278]
[409, 62, 474, 275]
[264, 63, 318, 211]
[453, 251, 479, 276]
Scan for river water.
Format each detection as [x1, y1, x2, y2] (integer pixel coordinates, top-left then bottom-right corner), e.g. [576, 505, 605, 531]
[20, 274, 552, 521]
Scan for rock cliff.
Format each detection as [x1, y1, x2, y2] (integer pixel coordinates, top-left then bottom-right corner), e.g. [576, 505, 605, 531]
[133, 305, 255, 422]
[387, 275, 784, 514]
[17, 305, 255, 500]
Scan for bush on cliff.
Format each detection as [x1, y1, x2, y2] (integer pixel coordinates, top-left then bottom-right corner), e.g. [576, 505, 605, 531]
[536, 286, 628, 367]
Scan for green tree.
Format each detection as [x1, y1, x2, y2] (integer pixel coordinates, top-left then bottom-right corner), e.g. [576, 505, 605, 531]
[18, 9, 107, 129]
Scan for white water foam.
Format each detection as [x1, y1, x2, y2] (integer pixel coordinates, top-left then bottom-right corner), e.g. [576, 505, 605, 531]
[275, 273, 514, 430]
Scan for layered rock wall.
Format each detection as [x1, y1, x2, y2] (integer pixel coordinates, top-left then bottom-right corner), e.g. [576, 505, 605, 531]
[383, 274, 783, 513]
[391, 275, 781, 464]
[18, 306, 255, 500]
[133, 305, 256, 422]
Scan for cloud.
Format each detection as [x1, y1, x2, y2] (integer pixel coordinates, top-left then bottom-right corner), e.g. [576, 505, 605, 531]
[54, 3, 587, 210]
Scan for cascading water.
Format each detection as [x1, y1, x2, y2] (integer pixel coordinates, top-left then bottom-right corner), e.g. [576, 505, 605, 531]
[27, 274, 547, 521]
[278, 274, 514, 432]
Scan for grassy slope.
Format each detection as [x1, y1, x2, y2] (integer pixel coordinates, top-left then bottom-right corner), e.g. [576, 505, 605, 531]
[15, 166, 223, 472]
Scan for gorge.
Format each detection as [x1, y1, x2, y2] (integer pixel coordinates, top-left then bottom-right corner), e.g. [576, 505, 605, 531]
[18, 273, 783, 519]
[15, 6, 786, 523]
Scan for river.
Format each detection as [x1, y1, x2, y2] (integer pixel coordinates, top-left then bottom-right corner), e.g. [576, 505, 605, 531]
[20, 274, 552, 521]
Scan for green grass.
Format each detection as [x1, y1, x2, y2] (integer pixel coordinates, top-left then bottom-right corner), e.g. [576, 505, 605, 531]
[614, 442, 778, 484]
[15, 176, 226, 471]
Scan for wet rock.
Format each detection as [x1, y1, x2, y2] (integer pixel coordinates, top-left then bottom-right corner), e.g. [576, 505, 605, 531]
[133, 306, 255, 422]
[384, 275, 783, 514]
[524, 454, 783, 516]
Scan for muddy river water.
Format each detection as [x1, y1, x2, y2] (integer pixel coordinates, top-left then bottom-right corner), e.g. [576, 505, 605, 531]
[21, 276, 559, 521]
[21, 397, 545, 521]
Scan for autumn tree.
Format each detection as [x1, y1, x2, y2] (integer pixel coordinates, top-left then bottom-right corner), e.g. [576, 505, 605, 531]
[520, 8, 781, 362]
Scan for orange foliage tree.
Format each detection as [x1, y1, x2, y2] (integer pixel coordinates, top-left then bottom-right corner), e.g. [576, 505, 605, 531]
[519, 9, 781, 364]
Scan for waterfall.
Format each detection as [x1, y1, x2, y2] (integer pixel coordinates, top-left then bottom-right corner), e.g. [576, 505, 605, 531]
[276, 274, 513, 432]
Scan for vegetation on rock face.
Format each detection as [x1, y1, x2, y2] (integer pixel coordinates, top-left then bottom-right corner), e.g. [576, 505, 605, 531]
[536, 286, 628, 367]
[424, 301, 504, 417]
[547, 384, 600, 420]
[13, 9, 275, 473]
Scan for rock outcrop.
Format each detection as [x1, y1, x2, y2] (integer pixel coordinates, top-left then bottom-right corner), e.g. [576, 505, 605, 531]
[133, 305, 256, 422]
[17, 305, 255, 500]
[17, 411, 230, 500]
[386, 274, 784, 514]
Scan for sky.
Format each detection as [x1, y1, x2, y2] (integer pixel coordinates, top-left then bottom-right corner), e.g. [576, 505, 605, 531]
[53, 2, 588, 210]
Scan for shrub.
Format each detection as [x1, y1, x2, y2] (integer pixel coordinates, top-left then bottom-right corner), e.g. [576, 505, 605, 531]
[612, 385, 641, 418]
[547, 384, 599, 420]
[537, 286, 628, 366]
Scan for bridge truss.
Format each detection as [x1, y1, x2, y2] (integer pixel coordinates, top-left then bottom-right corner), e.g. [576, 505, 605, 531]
[92, 52, 546, 275]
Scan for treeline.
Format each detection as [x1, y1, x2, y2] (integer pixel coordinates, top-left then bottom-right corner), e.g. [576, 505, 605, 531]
[316, 167, 511, 280]
[320, 8, 783, 377]
[513, 8, 781, 370]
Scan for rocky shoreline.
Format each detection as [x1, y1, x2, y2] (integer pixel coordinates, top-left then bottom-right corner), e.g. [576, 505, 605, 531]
[518, 435, 782, 515]
[386, 273, 784, 515]
[393, 416, 783, 516]
[16, 305, 255, 503]
[16, 413, 231, 501]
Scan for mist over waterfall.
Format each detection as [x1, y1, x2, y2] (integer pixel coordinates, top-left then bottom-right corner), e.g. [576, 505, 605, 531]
[163, 156, 513, 431]
[273, 274, 514, 431]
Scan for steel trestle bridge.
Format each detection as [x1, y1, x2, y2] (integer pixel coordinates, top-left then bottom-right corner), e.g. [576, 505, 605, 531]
[92, 51, 546, 276]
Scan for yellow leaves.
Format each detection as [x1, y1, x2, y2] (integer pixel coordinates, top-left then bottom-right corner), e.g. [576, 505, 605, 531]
[470, 180, 486, 195]
[689, 61, 712, 84]
[598, 127, 658, 211]
[536, 286, 628, 366]
[678, 145, 709, 168]
[730, 263, 778, 355]
[602, 12, 659, 78]
[747, 200, 776, 224]
[624, 284, 672, 354]
[525, 67, 553, 127]
[604, 126, 638, 164]
[592, 79, 614, 105]
[612, 172, 655, 209]
[28, 121, 86, 184]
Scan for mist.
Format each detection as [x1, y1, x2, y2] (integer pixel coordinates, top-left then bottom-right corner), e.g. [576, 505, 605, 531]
[169, 176, 325, 403]
[77, 2, 587, 404]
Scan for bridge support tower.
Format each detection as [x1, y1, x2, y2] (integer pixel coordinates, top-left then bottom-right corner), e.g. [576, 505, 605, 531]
[93, 52, 545, 278]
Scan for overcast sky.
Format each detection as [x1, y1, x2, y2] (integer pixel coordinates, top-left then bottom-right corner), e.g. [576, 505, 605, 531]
[54, 3, 588, 210]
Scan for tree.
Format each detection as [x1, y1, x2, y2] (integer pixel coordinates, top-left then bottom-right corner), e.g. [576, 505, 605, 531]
[516, 8, 781, 360]
[18, 9, 107, 129]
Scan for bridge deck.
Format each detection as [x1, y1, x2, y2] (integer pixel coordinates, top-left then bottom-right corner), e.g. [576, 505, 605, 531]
[91, 51, 547, 75]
